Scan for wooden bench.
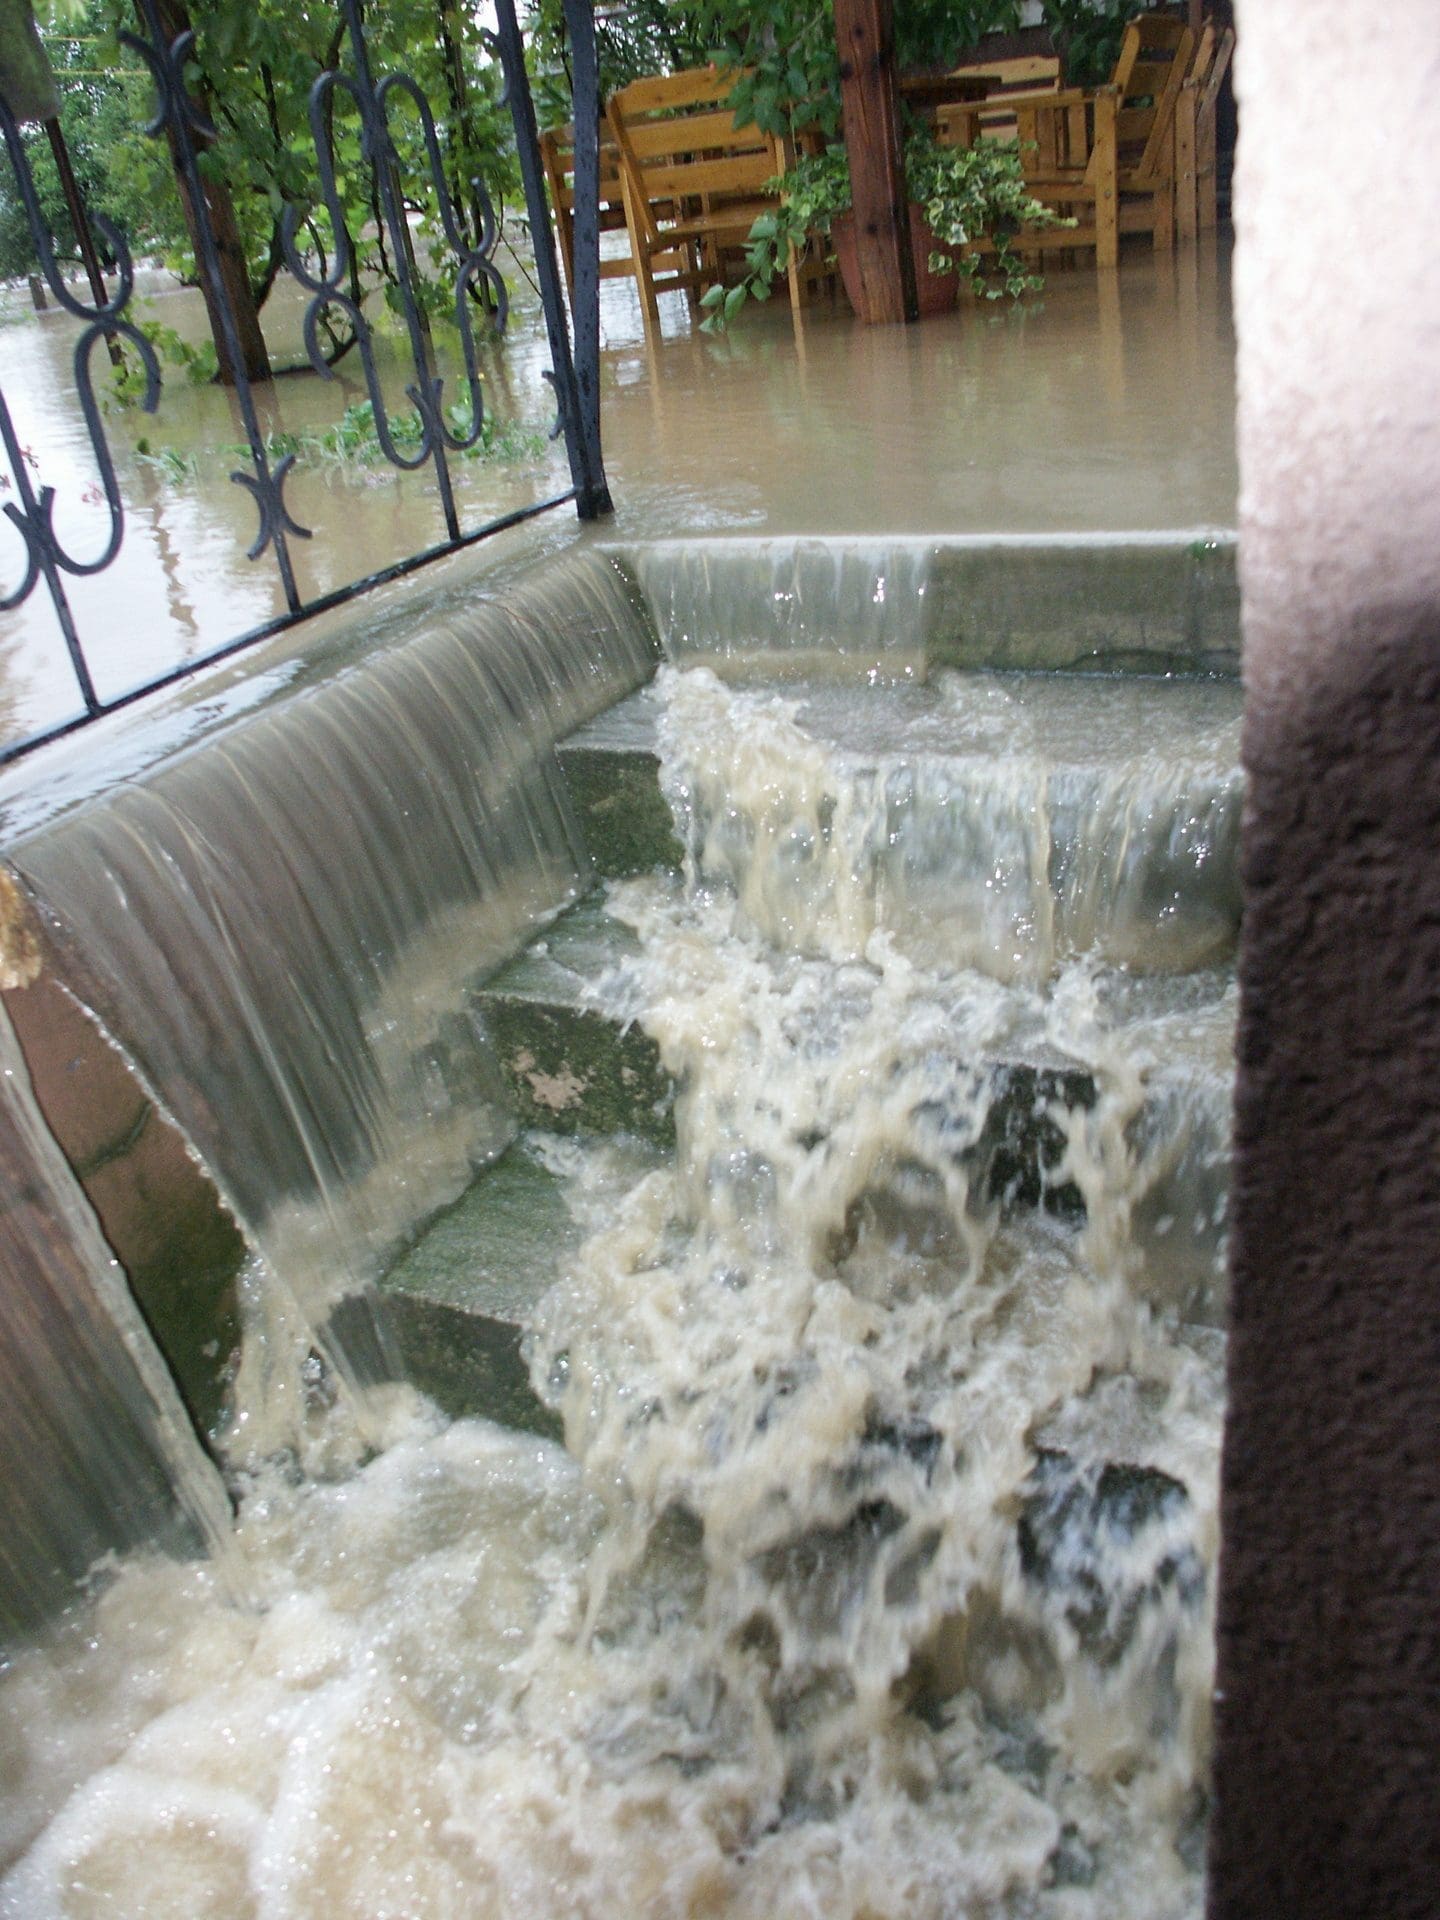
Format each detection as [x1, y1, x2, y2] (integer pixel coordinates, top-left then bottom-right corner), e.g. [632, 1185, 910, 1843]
[538, 121, 689, 310]
[936, 15, 1195, 270]
[605, 66, 793, 339]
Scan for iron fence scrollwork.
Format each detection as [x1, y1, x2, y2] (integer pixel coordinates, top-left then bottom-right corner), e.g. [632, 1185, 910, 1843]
[0, 0, 611, 765]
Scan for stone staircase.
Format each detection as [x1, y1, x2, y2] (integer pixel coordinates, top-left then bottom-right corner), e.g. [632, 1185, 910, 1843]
[380, 635, 1241, 1432]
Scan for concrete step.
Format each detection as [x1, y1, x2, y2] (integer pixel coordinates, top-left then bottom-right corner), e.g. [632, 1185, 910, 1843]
[390, 914, 1232, 1429]
[473, 895, 1108, 1216]
[559, 674, 1243, 978]
[380, 1141, 578, 1435]
[558, 694, 683, 881]
[613, 533, 1240, 680]
[474, 898, 677, 1146]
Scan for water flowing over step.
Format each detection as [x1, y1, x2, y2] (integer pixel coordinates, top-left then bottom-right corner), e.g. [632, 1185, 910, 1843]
[0, 536, 1242, 1917]
[622, 533, 1240, 678]
[4, 551, 658, 1466]
[567, 667, 1243, 980]
[384, 661, 1240, 1423]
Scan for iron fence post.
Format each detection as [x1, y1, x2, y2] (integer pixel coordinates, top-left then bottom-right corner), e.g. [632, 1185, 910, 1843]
[492, 0, 612, 520]
[0, 0, 609, 764]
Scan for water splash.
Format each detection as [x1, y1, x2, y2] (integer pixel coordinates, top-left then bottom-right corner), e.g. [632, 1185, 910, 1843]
[0, 658, 1232, 1917]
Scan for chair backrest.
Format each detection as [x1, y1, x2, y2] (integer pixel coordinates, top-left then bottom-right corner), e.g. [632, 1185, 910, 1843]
[935, 53, 1063, 146]
[953, 54, 1062, 98]
[1109, 13, 1195, 181]
[605, 67, 780, 248]
[1193, 22, 1236, 118]
[539, 123, 628, 230]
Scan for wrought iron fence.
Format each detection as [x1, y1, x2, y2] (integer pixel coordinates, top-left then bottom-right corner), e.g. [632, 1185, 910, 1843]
[0, 0, 610, 766]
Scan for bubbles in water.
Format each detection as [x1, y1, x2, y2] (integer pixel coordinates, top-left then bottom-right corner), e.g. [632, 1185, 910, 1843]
[0, 662, 1233, 1918]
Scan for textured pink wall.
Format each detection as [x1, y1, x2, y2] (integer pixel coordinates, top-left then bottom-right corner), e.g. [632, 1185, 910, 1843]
[1234, 0, 1440, 702]
[1210, 4, 1440, 1915]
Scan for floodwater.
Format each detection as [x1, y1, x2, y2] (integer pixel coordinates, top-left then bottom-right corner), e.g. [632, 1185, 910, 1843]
[1, 237, 1235, 748]
[0, 661, 1236, 1918]
[0, 233, 1238, 1916]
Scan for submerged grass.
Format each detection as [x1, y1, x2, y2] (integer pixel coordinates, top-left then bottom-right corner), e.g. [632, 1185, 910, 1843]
[132, 400, 550, 488]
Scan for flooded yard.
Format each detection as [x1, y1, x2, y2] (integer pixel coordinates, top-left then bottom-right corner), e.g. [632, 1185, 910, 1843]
[1, 237, 1235, 750]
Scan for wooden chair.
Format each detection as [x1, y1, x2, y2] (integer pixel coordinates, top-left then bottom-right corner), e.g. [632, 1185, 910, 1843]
[937, 14, 1195, 270]
[538, 121, 689, 309]
[604, 66, 793, 338]
[1174, 22, 1235, 242]
[913, 53, 1061, 142]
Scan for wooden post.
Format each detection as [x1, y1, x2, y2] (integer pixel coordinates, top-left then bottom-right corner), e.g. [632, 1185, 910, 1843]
[1093, 86, 1119, 269]
[832, 0, 915, 325]
[1175, 80, 1198, 243]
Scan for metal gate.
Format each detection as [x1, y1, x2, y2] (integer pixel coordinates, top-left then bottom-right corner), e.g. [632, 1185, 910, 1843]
[0, 0, 611, 764]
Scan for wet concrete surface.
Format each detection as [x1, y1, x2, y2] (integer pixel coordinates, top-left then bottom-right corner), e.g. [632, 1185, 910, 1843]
[0, 236, 1235, 750]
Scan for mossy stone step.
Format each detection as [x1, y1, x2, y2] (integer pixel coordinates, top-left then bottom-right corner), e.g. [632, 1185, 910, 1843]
[558, 689, 683, 880]
[379, 1142, 578, 1435]
[474, 898, 676, 1147]
[474, 897, 1103, 1214]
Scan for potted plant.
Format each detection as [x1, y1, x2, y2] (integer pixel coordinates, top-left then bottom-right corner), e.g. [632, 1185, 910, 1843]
[700, 130, 1071, 331]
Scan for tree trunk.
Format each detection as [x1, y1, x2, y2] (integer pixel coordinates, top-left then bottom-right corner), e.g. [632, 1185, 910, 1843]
[144, 0, 271, 385]
[832, 0, 915, 325]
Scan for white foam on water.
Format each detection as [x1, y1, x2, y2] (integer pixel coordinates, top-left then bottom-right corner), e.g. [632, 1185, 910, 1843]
[0, 663, 1233, 1918]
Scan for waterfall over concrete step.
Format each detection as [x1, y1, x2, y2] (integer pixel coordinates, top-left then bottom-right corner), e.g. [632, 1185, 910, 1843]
[622, 533, 1239, 678]
[0, 532, 1241, 1917]
[6, 552, 659, 1361]
[567, 665, 1243, 981]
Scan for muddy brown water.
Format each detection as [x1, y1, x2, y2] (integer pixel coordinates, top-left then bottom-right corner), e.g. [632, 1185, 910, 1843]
[0, 239, 1235, 748]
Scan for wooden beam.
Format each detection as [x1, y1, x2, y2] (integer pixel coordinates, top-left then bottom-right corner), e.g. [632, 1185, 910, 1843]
[832, 0, 915, 325]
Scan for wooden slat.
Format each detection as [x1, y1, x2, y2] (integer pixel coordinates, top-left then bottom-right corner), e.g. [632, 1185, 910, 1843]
[1187, 21, 1216, 87]
[1093, 86, 1118, 268]
[1203, 26, 1235, 114]
[623, 108, 762, 159]
[1134, 23, 1193, 176]
[662, 201, 776, 242]
[613, 68, 734, 114]
[632, 153, 775, 200]
[1110, 20, 1144, 98]
[1174, 81, 1198, 243]
[1199, 28, 1234, 230]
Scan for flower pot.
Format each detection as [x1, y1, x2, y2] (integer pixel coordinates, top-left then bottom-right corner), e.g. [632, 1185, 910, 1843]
[830, 205, 959, 321]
